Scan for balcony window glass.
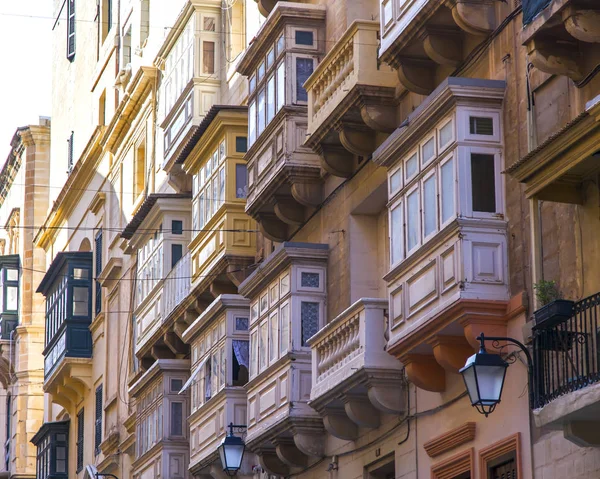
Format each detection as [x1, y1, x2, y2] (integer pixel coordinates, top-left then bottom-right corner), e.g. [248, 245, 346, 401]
[390, 168, 402, 196]
[33, 421, 69, 479]
[295, 57, 313, 102]
[171, 244, 183, 268]
[390, 204, 403, 265]
[259, 321, 268, 371]
[267, 75, 275, 123]
[203, 41, 215, 74]
[423, 175, 437, 238]
[203, 16, 216, 31]
[301, 302, 319, 346]
[257, 61, 265, 82]
[267, 46, 275, 69]
[257, 88, 266, 135]
[136, 381, 164, 458]
[441, 158, 455, 223]
[382, 0, 393, 27]
[250, 331, 258, 377]
[249, 101, 256, 144]
[422, 138, 435, 165]
[163, 18, 194, 116]
[280, 302, 289, 354]
[406, 153, 418, 180]
[249, 75, 256, 94]
[171, 220, 183, 235]
[276, 33, 285, 55]
[471, 153, 496, 213]
[277, 61, 285, 111]
[72, 287, 89, 316]
[295, 30, 314, 46]
[170, 402, 183, 436]
[406, 190, 419, 252]
[236, 164, 248, 199]
[269, 312, 278, 362]
[439, 120, 453, 149]
[236, 136, 248, 153]
[136, 230, 163, 306]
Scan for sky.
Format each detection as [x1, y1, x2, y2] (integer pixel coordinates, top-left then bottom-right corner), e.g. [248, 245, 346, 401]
[0, 1, 53, 159]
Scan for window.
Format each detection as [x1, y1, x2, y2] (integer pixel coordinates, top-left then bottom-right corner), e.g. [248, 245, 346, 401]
[163, 19, 194, 115]
[295, 30, 314, 45]
[140, 0, 149, 46]
[203, 41, 215, 74]
[280, 302, 289, 354]
[441, 158, 455, 224]
[390, 204, 403, 265]
[295, 58, 314, 102]
[170, 402, 183, 436]
[67, 0, 75, 61]
[171, 220, 183, 235]
[471, 153, 496, 213]
[204, 16, 216, 31]
[301, 302, 319, 346]
[100, 0, 112, 42]
[236, 136, 248, 153]
[431, 449, 474, 479]
[192, 143, 227, 232]
[135, 229, 163, 306]
[423, 174, 437, 238]
[366, 456, 396, 479]
[95, 231, 102, 315]
[0, 257, 19, 316]
[171, 244, 183, 268]
[95, 385, 103, 455]
[235, 164, 248, 199]
[136, 381, 164, 458]
[67, 131, 74, 173]
[76, 409, 84, 473]
[470, 116, 494, 136]
[134, 140, 146, 200]
[480, 433, 520, 479]
[232, 340, 249, 386]
[406, 189, 419, 252]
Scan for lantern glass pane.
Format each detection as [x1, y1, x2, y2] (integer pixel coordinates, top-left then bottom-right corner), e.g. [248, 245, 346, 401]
[477, 364, 506, 404]
[462, 364, 480, 404]
[224, 443, 244, 470]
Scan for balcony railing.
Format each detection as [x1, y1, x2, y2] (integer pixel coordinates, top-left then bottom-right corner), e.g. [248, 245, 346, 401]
[306, 21, 395, 137]
[162, 252, 191, 320]
[309, 298, 400, 401]
[533, 293, 600, 409]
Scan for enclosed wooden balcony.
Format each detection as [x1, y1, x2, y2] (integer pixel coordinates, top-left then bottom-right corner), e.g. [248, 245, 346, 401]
[237, 3, 327, 242]
[0, 254, 19, 339]
[522, 0, 600, 82]
[238, 242, 328, 476]
[372, 77, 518, 392]
[304, 21, 397, 177]
[379, 0, 509, 95]
[38, 252, 94, 411]
[182, 295, 253, 477]
[308, 298, 404, 441]
[122, 194, 193, 368]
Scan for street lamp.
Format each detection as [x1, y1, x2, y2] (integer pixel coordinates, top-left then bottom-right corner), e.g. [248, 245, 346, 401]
[460, 333, 533, 417]
[218, 423, 247, 476]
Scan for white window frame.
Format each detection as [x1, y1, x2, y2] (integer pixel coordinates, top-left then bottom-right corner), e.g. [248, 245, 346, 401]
[405, 183, 421, 255]
[438, 152, 457, 229]
[404, 148, 419, 183]
[461, 109, 501, 143]
[389, 199, 404, 268]
[421, 168, 438, 242]
[437, 116, 455, 153]
[388, 163, 403, 199]
[420, 133, 437, 168]
[290, 26, 318, 50]
[291, 53, 318, 105]
[461, 146, 504, 219]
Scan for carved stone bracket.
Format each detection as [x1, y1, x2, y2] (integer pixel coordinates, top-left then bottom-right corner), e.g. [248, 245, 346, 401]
[562, 7, 600, 44]
[343, 393, 381, 428]
[396, 57, 436, 95]
[256, 212, 290, 242]
[320, 406, 359, 441]
[401, 353, 446, 392]
[316, 144, 355, 178]
[526, 38, 583, 81]
[291, 181, 323, 208]
[422, 28, 464, 67]
[367, 374, 407, 415]
[429, 335, 474, 373]
[359, 100, 397, 134]
[274, 196, 306, 226]
[337, 124, 376, 157]
[292, 423, 326, 458]
[256, 0, 277, 17]
[446, 0, 496, 36]
[257, 449, 290, 477]
[275, 438, 308, 468]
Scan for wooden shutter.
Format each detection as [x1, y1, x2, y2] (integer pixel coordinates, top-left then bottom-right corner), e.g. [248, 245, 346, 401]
[76, 408, 84, 472]
[95, 231, 102, 314]
[67, 0, 76, 60]
[95, 385, 103, 454]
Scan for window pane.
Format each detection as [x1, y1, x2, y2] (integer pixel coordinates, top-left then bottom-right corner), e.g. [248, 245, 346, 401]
[267, 75, 275, 123]
[277, 62, 285, 111]
[212, 179, 219, 217]
[73, 287, 89, 316]
[249, 101, 256, 145]
[390, 204, 403, 265]
[202, 41, 215, 74]
[257, 61, 265, 82]
[257, 88, 266, 135]
[5, 286, 17, 311]
[170, 402, 183, 436]
[423, 175, 436, 237]
[6, 269, 17, 282]
[251, 331, 258, 377]
[280, 303, 289, 354]
[441, 159, 455, 223]
[471, 153, 496, 213]
[406, 153, 418, 180]
[296, 58, 313, 102]
[219, 167, 225, 208]
[171, 220, 183, 235]
[249, 75, 256, 94]
[407, 190, 419, 251]
[236, 136, 248, 153]
[422, 138, 435, 164]
[236, 164, 248, 199]
[390, 169, 401, 195]
[259, 322, 268, 370]
[276, 33, 285, 55]
[301, 302, 319, 346]
[267, 47, 275, 69]
[269, 312, 278, 361]
[73, 268, 89, 280]
[439, 120, 452, 147]
[171, 244, 183, 268]
[295, 31, 313, 45]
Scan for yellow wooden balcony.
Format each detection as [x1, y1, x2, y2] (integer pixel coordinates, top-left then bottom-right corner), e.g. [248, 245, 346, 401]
[305, 21, 397, 177]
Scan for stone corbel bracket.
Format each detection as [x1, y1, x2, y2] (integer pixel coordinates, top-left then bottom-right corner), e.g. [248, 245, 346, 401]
[445, 0, 497, 37]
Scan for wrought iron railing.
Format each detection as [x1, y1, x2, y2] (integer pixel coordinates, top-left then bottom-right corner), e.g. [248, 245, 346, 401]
[533, 293, 600, 408]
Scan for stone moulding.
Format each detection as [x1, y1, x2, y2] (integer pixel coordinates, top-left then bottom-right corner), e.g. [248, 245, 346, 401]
[423, 422, 476, 458]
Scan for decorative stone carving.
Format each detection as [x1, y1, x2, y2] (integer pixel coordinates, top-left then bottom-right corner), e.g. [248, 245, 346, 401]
[320, 406, 359, 441]
[526, 38, 583, 82]
[257, 450, 290, 477]
[274, 196, 306, 226]
[292, 424, 326, 458]
[317, 144, 355, 178]
[562, 7, 600, 44]
[396, 57, 436, 95]
[275, 439, 308, 468]
[257, 213, 289, 242]
[447, 0, 496, 36]
[423, 29, 463, 67]
[291, 181, 322, 208]
[343, 394, 381, 428]
[360, 100, 397, 133]
[337, 125, 376, 157]
[429, 335, 474, 373]
[367, 375, 407, 414]
[401, 353, 446, 392]
[424, 422, 477, 458]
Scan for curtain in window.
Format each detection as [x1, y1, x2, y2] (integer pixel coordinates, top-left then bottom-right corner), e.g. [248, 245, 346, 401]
[232, 340, 249, 369]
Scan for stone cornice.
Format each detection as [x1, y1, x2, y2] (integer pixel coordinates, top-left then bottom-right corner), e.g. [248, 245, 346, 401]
[237, 2, 326, 76]
[182, 294, 250, 343]
[373, 77, 505, 169]
[424, 422, 476, 458]
[238, 242, 328, 298]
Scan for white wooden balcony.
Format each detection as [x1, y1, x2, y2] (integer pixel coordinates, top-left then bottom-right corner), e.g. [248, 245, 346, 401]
[308, 298, 404, 441]
[163, 252, 191, 320]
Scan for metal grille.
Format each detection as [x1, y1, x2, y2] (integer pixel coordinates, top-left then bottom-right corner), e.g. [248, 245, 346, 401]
[95, 231, 102, 314]
[533, 293, 600, 408]
[76, 408, 84, 472]
[67, 0, 76, 60]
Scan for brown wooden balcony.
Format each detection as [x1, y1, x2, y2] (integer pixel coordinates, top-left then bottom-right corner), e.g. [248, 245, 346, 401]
[379, 0, 510, 95]
[522, 0, 600, 83]
[304, 21, 397, 177]
[308, 298, 404, 441]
